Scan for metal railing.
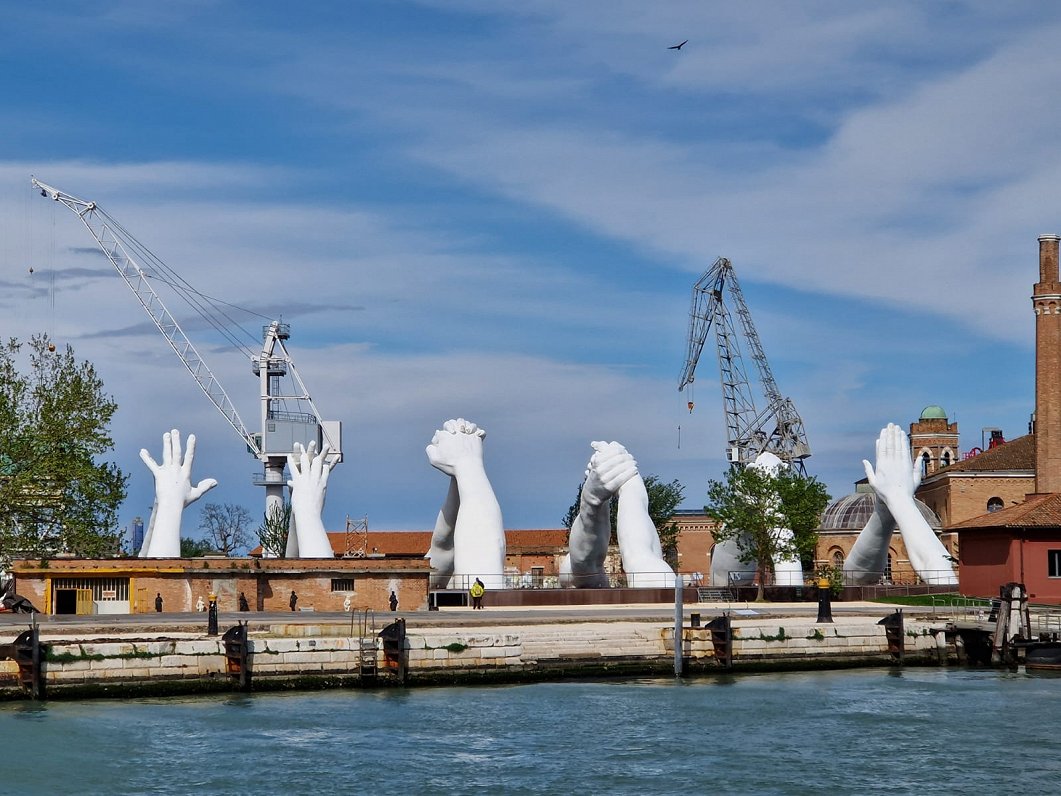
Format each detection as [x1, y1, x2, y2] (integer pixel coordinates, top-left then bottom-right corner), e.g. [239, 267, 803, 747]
[432, 570, 696, 592]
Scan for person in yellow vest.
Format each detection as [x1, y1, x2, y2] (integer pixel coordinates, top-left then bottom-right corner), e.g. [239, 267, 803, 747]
[469, 578, 485, 610]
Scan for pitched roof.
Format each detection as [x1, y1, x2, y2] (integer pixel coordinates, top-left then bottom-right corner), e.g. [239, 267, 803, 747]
[932, 433, 1035, 475]
[251, 528, 571, 557]
[951, 492, 1061, 530]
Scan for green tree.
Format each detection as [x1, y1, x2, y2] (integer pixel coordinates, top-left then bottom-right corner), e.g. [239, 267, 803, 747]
[257, 501, 291, 558]
[705, 465, 830, 601]
[198, 502, 252, 556]
[0, 335, 127, 563]
[180, 536, 219, 557]
[561, 474, 685, 566]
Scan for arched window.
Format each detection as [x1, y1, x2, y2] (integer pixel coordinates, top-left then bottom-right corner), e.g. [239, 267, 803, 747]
[941, 450, 952, 468]
[987, 497, 1004, 513]
[920, 452, 931, 477]
[831, 550, 844, 568]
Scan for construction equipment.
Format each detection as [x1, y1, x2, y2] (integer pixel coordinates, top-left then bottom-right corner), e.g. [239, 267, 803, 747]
[678, 257, 810, 473]
[31, 177, 342, 518]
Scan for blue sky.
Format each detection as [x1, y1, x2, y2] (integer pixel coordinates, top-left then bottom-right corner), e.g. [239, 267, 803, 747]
[0, 2, 1051, 543]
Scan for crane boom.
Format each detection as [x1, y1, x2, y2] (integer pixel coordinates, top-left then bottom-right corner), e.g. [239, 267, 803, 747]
[678, 256, 811, 472]
[31, 177, 262, 456]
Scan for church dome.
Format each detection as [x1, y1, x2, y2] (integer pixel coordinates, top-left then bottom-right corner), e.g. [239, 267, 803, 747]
[818, 491, 941, 531]
[919, 405, 948, 420]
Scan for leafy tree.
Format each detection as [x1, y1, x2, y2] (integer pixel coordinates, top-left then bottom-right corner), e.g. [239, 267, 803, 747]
[258, 501, 291, 558]
[0, 335, 127, 563]
[562, 474, 685, 566]
[705, 465, 830, 601]
[180, 536, 219, 557]
[198, 502, 252, 556]
[644, 475, 685, 568]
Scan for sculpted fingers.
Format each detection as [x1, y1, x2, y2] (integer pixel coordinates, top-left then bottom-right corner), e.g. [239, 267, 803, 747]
[862, 459, 876, 487]
[139, 448, 160, 474]
[182, 433, 198, 475]
[187, 477, 218, 503]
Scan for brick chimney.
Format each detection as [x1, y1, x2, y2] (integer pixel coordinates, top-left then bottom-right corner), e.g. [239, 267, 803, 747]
[1034, 234, 1061, 493]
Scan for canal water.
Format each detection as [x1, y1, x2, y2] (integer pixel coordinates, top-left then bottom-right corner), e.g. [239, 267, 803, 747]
[2, 668, 1058, 794]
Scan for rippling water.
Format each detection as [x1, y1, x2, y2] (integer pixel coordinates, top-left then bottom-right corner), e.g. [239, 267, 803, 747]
[3, 668, 1059, 794]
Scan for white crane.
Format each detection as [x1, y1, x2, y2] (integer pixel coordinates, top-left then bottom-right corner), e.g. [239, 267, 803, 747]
[31, 177, 342, 520]
[679, 256, 810, 474]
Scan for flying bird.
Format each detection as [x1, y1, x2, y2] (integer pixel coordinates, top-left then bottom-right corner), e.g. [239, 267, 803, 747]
[668, 39, 688, 50]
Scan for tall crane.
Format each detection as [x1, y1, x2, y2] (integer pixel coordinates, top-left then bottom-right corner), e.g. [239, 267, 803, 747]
[678, 257, 810, 474]
[31, 177, 342, 520]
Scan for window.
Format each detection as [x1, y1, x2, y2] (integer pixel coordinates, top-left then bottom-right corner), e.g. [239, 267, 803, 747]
[941, 451, 952, 467]
[831, 550, 844, 568]
[881, 554, 893, 584]
[52, 577, 129, 601]
[987, 497, 1004, 513]
[1049, 551, 1061, 578]
[920, 452, 930, 477]
[331, 578, 355, 592]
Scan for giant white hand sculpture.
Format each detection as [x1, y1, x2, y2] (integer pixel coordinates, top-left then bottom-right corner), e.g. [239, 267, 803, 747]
[139, 429, 217, 558]
[286, 441, 335, 558]
[426, 419, 506, 589]
[560, 441, 639, 588]
[615, 469, 676, 588]
[855, 423, 957, 586]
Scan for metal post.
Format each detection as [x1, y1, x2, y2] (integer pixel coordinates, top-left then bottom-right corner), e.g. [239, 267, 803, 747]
[816, 577, 833, 623]
[207, 592, 218, 636]
[674, 574, 684, 677]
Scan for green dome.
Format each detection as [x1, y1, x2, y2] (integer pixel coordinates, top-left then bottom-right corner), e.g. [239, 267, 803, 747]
[920, 405, 947, 420]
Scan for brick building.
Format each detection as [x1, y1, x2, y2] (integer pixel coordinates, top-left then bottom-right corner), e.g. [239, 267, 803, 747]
[11, 556, 431, 615]
[952, 234, 1061, 601]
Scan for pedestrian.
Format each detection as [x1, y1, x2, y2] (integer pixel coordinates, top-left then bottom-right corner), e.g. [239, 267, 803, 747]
[389, 590, 398, 612]
[289, 590, 298, 612]
[196, 595, 205, 612]
[238, 592, 249, 612]
[154, 592, 163, 613]
[469, 578, 485, 610]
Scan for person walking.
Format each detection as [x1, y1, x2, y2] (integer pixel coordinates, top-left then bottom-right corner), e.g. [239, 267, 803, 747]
[289, 590, 298, 612]
[389, 590, 398, 612]
[469, 578, 485, 610]
[154, 593, 163, 612]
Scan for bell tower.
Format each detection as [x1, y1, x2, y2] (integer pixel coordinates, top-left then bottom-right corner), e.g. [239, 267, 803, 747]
[1034, 234, 1061, 493]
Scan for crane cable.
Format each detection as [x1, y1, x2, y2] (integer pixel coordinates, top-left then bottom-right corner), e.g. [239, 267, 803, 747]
[95, 207, 270, 359]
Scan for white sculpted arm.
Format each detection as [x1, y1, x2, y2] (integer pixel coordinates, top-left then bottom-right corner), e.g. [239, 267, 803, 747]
[844, 425, 908, 583]
[616, 470, 676, 588]
[861, 423, 957, 585]
[563, 441, 638, 587]
[286, 441, 335, 558]
[426, 419, 506, 589]
[427, 477, 459, 586]
[139, 429, 217, 558]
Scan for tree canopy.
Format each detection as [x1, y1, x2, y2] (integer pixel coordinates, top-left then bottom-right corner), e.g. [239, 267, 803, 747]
[198, 502, 253, 556]
[705, 465, 830, 599]
[0, 335, 127, 562]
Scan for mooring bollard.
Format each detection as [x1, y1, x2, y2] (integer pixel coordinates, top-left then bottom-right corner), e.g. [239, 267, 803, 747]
[816, 577, 833, 623]
[207, 592, 218, 636]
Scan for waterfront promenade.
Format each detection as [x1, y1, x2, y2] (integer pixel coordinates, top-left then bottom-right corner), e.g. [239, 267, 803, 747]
[0, 597, 965, 700]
